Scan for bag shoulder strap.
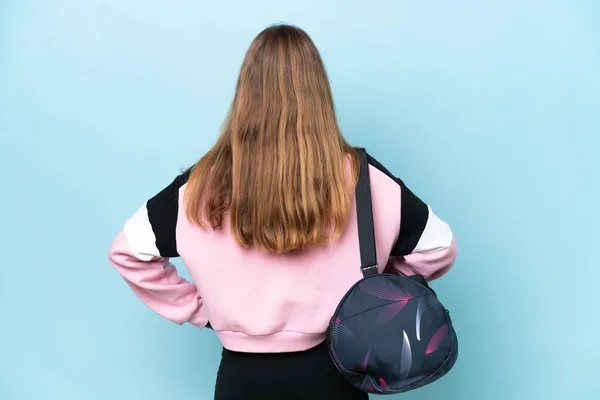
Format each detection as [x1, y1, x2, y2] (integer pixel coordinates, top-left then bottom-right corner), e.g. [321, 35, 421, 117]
[355, 148, 379, 277]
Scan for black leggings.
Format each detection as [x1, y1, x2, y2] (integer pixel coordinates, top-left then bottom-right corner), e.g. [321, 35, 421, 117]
[214, 341, 368, 400]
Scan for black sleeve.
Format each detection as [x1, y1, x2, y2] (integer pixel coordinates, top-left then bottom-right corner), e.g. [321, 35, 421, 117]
[366, 153, 429, 256]
[146, 170, 192, 258]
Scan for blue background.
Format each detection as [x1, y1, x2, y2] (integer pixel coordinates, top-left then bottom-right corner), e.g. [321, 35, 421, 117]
[1, 1, 599, 399]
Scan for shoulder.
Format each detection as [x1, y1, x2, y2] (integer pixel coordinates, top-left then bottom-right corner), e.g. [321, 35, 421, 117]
[147, 168, 192, 208]
[363, 151, 429, 256]
[364, 152, 418, 198]
[364, 151, 423, 202]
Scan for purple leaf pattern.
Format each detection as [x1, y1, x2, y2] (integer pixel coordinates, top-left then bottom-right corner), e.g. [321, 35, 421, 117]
[379, 377, 390, 390]
[360, 279, 412, 301]
[375, 300, 409, 324]
[426, 323, 449, 354]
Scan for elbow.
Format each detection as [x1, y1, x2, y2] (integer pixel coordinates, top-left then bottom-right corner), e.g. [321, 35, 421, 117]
[427, 236, 458, 281]
[389, 236, 458, 281]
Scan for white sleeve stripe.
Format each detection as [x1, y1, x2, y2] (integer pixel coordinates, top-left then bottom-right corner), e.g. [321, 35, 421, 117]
[123, 202, 161, 262]
[413, 206, 453, 253]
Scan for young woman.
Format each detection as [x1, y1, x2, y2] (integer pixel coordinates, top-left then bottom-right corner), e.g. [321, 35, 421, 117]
[108, 24, 457, 400]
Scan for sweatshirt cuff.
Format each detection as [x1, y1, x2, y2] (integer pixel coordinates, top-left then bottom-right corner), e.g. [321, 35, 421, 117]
[188, 303, 209, 329]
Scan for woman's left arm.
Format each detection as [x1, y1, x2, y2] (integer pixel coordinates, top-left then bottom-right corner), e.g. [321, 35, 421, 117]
[386, 180, 458, 281]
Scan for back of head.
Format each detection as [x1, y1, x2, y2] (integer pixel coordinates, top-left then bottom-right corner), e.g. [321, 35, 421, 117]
[186, 24, 359, 253]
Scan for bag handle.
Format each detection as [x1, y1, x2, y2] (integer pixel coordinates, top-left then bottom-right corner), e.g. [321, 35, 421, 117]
[355, 148, 379, 277]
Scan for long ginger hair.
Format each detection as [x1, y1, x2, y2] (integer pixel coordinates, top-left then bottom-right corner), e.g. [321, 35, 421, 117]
[185, 24, 359, 253]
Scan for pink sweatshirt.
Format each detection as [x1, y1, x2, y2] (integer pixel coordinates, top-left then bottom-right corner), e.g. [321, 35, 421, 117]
[108, 152, 457, 353]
